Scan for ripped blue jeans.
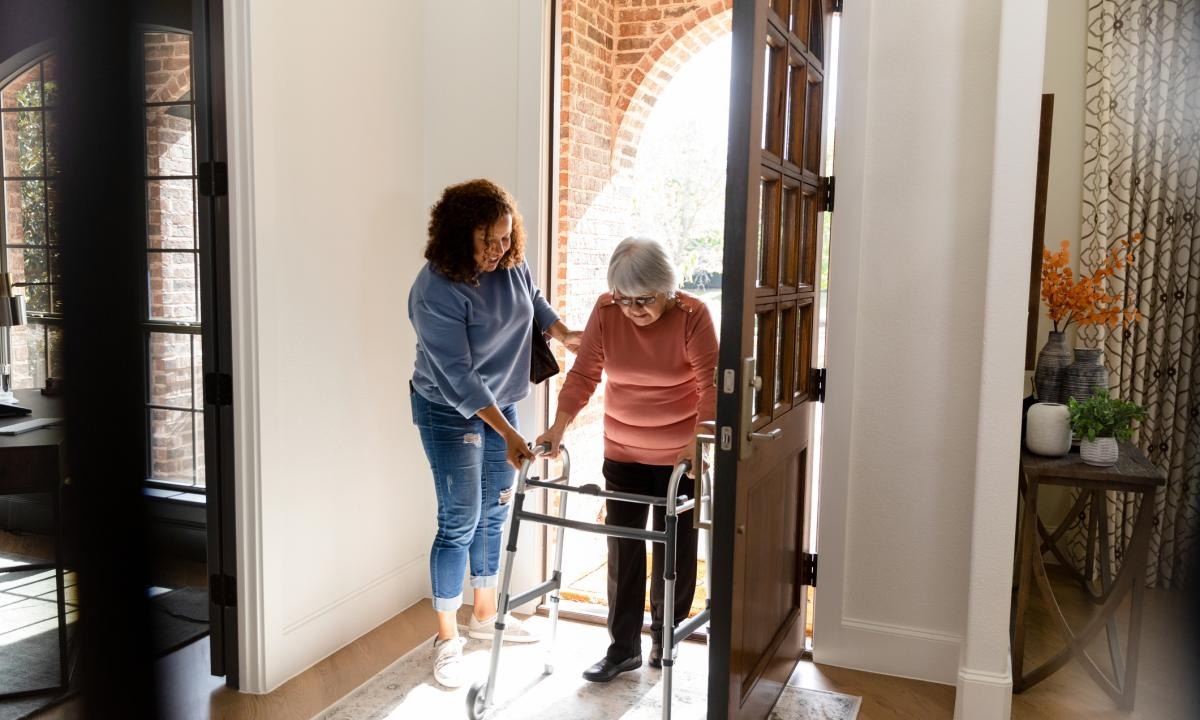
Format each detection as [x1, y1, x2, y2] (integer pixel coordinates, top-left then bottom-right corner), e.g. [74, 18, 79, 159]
[411, 389, 518, 612]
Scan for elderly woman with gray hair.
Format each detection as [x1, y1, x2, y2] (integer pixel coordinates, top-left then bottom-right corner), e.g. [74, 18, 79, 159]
[536, 237, 718, 683]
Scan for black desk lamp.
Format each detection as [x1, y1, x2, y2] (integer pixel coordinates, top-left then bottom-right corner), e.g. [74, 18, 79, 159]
[0, 272, 29, 414]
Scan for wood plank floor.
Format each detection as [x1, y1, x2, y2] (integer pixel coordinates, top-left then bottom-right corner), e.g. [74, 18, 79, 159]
[27, 587, 1199, 719]
[11, 516, 1194, 720]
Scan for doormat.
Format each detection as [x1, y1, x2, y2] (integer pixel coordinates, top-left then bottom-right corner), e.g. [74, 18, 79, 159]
[317, 616, 860, 720]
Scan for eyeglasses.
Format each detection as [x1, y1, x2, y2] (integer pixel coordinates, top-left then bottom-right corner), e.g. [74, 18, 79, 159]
[612, 293, 659, 307]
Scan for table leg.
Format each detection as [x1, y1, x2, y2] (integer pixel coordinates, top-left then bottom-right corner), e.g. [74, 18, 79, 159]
[1117, 488, 1155, 710]
[1011, 476, 1039, 692]
[1096, 491, 1125, 682]
[53, 485, 68, 689]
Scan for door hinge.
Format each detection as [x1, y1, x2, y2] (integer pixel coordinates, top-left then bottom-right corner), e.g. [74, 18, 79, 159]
[820, 175, 835, 213]
[811, 367, 827, 403]
[204, 372, 233, 407]
[198, 160, 228, 198]
[209, 573, 237, 607]
[832, 0, 844, 14]
[801, 552, 818, 587]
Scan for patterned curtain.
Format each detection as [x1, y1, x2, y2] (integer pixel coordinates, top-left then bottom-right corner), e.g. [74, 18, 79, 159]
[1073, 0, 1200, 589]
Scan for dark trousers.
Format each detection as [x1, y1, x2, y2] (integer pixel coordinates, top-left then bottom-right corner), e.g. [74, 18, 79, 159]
[602, 458, 698, 662]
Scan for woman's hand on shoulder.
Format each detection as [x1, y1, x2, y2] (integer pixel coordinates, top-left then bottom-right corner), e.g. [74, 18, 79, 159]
[548, 321, 583, 354]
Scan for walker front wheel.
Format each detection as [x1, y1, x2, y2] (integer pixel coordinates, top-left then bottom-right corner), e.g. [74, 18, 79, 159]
[466, 681, 489, 720]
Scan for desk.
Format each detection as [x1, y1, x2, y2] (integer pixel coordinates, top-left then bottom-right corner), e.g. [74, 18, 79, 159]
[1012, 442, 1165, 709]
[0, 388, 68, 699]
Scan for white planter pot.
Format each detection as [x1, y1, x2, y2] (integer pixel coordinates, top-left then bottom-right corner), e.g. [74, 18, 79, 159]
[1025, 402, 1072, 457]
[1080, 437, 1119, 466]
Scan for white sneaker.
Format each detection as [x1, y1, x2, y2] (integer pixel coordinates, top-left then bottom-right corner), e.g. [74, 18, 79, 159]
[432, 636, 467, 688]
[467, 613, 539, 643]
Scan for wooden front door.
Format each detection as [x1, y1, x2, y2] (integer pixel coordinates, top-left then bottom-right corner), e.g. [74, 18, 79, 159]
[708, 0, 834, 717]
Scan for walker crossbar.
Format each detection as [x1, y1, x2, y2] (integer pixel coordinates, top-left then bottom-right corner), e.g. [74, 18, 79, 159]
[513, 510, 672, 543]
[524, 477, 686, 507]
[466, 442, 711, 720]
[507, 574, 561, 613]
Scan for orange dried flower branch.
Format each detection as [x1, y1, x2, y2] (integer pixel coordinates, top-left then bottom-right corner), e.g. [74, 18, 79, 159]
[1040, 234, 1144, 333]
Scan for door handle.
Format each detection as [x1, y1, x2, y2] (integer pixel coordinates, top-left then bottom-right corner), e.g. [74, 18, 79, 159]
[749, 428, 782, 441]
[739, 357, 781, 459]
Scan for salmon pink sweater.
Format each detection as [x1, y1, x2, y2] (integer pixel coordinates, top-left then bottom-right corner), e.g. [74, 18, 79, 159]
[557, 291, 719, 466]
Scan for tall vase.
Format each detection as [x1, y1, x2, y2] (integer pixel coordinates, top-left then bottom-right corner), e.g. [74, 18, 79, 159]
[1063, 347, 1109, 402]
[1034, 331, 1072, 404]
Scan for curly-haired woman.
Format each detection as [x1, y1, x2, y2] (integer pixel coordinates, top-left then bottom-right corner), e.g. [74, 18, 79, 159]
[409, 179, 580, 687]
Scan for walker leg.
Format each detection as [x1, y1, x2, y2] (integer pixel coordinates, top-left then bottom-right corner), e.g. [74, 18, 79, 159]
[545, 491, 569, 674]
[480, 488, 528, 712]
[662, 513, 678, 720]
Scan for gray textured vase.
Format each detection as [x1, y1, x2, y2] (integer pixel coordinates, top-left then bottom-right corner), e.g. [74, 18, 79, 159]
[1034, 331, 1072, 404]
[1063, 347, 1108, 402]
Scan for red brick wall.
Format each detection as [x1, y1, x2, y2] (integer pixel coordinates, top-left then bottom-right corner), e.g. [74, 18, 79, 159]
[553, 0, 732, 480]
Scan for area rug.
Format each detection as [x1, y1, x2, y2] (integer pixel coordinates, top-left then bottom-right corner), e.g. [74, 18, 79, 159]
[317, 616, 860, 720]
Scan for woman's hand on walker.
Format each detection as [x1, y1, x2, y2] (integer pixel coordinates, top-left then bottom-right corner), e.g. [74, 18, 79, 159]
[534, 425, 566, 459]
[504, 431, 537, 469]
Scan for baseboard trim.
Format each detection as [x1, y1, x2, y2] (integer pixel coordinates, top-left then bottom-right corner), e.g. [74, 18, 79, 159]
[954, 659, 1013, 720]
[282, 554, 428, 636]
[814, 617, 962, 685]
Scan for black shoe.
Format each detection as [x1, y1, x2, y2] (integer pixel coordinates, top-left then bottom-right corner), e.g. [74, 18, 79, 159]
[649, 642, 663, 669]
[582, 655, 642, 682]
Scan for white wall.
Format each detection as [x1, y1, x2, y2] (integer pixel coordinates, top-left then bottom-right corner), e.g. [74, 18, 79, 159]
[1037, 0, 1087, 355]
[816, 0, 1037, 688]
[225, 0, 550, 692]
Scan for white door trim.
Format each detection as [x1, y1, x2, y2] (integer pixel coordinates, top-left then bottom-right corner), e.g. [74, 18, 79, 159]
[223, 0, 267, 694]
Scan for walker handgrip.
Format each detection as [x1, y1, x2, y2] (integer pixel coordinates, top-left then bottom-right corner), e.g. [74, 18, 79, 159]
[578, 483, 602, 495]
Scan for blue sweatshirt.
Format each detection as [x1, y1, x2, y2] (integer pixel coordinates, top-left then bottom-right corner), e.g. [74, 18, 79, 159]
[409, 262, 559, 418]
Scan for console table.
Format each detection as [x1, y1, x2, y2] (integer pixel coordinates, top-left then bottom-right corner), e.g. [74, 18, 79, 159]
[1011, 442, 1165, 709]
[0, 389, 69, 699]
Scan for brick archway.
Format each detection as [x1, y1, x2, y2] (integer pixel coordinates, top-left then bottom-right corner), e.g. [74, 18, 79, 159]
[611, 2, 733, 171]
[550, 0, 735, 610]
[557, 0, 734, 317]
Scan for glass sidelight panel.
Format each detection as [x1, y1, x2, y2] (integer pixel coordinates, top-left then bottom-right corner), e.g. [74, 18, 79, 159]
[757, 172, 781, 293]
[2, 111, 44, 178]
[804, 67, 824, 175]
[148, 251, 199, 322]
[770, 0, 790, 23]
[762, 30, 787, 158]
[144, 32, 193, 103]
[800, 185, 819, 289]
[792, 0, 812, 47]
[753, 306, 777, 426]
[147, 179, 197, 249]
[781, 179, 802, 289]
[794, 300, 815, 401]
[146, 104, 194, 177]
[149, 331, 199, 409]
[776, 302, 797, 413]
[785, 53, 808, 167]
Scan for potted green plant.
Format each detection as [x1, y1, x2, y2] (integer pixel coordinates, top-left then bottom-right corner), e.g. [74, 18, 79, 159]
[1067, 389, 1147, 466]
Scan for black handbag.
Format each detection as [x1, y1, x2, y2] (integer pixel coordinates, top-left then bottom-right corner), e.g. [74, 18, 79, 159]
[530, 318, 559, 384]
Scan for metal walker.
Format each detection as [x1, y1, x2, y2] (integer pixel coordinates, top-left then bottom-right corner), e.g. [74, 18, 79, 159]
[466, 440, 715, 720]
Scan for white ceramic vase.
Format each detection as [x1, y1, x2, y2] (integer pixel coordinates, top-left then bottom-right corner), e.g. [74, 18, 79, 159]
[1025, 402, 1072, 457]
[1080, 437, 1119, 466]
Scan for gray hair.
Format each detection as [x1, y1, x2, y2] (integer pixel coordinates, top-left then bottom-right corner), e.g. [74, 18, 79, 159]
[607, 237, 678, 297]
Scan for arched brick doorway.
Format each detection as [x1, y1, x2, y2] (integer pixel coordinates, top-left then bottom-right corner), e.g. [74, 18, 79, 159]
[551, 0, 733, 612]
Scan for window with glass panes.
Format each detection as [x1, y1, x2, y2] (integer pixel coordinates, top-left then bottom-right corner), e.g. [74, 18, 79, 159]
[1, 56, 64, 388]
[143, 31, 205, 489]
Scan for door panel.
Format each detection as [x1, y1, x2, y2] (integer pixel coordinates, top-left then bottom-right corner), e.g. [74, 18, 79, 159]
[709, 0, 833, 717]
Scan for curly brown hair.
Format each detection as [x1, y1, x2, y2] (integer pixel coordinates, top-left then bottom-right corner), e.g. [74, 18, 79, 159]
[425, 179, 526, 286]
